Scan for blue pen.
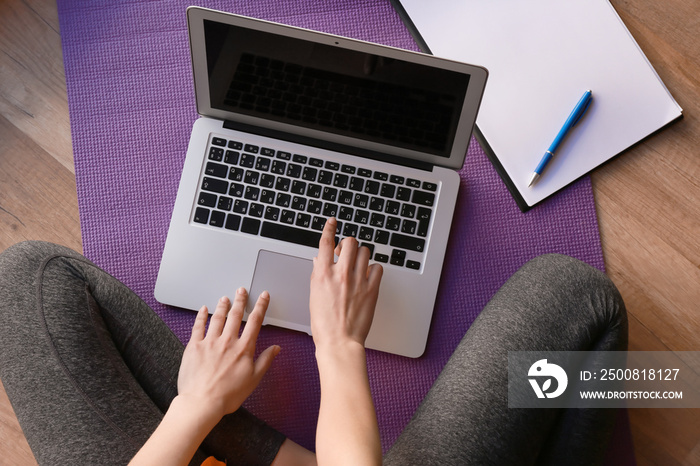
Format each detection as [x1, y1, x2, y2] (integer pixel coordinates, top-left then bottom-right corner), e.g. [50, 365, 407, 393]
[528, 90, 593, 187]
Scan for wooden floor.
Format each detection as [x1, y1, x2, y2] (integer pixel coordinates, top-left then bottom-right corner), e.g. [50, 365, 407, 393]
[1, 0, 698, 464]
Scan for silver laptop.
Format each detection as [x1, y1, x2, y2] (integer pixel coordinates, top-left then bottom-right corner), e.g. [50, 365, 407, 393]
[155, 6, 487, 358]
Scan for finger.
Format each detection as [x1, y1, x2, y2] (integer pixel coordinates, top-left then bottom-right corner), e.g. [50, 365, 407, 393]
[367, 263, 384, 290]
[316, 217, 336, 267]
[207, 296, 231, 337]
[336, 235, 359, 270]
[253, 345, 281, 381]
[240, 291, 270, 345]
[223, 287, 247, 337]
[354, 243, 372, 277]
[189, 305, 209, 342]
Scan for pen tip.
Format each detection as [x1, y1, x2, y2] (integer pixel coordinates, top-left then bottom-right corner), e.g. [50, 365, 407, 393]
[528, 173, 539, 188]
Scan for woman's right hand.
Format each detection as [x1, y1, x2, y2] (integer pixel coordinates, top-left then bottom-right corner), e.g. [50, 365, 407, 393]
[309, 217, 383, 350]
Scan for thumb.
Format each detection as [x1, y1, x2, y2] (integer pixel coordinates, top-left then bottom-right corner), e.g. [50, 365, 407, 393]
[254, 345, 281, 379]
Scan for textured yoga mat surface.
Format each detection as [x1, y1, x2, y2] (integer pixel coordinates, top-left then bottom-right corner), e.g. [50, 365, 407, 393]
[57, 0, 632, 461]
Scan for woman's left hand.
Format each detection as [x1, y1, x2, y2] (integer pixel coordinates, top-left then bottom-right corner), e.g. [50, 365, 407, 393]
[177, 288, 280, 423]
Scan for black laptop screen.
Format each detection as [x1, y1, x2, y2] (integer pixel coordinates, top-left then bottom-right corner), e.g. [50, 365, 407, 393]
[203, 20, 470, 158]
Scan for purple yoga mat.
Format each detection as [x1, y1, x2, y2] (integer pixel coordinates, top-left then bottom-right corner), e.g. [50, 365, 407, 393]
[57, 0, 633, 461]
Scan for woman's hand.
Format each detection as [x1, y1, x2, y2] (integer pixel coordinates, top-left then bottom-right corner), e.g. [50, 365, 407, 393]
[130, 289, 279, 466]
[309, 218, 383, 466]
[309, 217, 383, 350]
[177, 288, 280, 423]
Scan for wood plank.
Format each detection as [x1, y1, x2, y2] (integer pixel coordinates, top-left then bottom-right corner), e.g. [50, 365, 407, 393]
[0, 114, 81, 252]
[0, 381, 36, 466]
[0, 0, 74, 173]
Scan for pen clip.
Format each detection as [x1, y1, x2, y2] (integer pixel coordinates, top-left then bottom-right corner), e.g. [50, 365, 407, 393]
[572, 94, 592, 126]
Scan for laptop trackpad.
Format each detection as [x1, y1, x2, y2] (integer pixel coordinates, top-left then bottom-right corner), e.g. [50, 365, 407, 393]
[248, 250, 313, 334]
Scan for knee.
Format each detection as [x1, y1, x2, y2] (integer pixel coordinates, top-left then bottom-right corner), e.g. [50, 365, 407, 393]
[0, 241, 80, 288]
[519, 254, 628, 346]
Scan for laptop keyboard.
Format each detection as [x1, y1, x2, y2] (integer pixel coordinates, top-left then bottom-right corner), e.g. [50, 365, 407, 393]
[193, 135, 437, 271]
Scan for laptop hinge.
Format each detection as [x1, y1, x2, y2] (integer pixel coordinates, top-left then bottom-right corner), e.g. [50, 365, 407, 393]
[222, 120, 435, 172]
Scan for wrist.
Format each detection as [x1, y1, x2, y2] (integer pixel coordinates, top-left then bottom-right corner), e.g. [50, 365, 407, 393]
[314, 339, 366, 364]
[168, 395, 223, 432]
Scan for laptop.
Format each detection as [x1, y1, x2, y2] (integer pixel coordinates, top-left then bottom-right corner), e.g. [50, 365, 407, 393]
[155, 6, 487, 358]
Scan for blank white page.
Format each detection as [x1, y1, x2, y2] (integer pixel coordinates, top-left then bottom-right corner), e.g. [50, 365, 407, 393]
[399, 0, 682, 207]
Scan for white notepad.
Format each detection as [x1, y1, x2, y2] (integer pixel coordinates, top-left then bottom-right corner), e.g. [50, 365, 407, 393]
[396, 0, 683, 209]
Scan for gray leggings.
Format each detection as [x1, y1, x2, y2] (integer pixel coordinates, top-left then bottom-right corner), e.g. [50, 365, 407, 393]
[0, 242, 626, 465]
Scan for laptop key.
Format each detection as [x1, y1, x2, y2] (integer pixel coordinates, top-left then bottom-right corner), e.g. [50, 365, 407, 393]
[323, 203, 338, 217]
[260, 173, 275, 188]
[390, 233, 425, 252]
[244, 144, 259, 154]
[390, 249, 406, 266]
[218, 196, 233, 211]
[202, 177, 228, 194]
[422, 181, 438, 192]
[302, 167, 318, 181]
[417, 207, 432, 237]
[296, 213, 311, 228]
[206, 163, 227, 179]
[349, 176, 364, 192]
[208, 147, 224, 161]
[385, 200, 400, 215]
[229, 167, 244, 182]
[232, 200, 248, 214]
[229, 183, 244, 197]
[225, 214, 241, 231]
[194, 207, 210, 224]
[374, 253, 389, 263]
[240, 153, 255, 168]
[343, 223, 358, 238]
[359, 243, 375, 256]
[412, 190, 435, 206]
[354, 209, 370, 224]
[358, 227, 374, 241]
[338, 206, 353, 221]
[224, 150, 239, 165]
[406, 260, 421, 270]
[249, 203, 264, 217]
[318, 170, 333, 185]
[401, 219, 417, 235]
[211, 137, 227, 147]
[374, 229, 390, 244]
[264, 207, 280, 221]
[261, 221, 322, 248]
[396, 187, 411, 201]
[380, 183, 396, 198]
[307, 200, 323, 214]
[241, 217, 261, 235]
[209, 210, 225, 228]
[197, 192, 217, 207]
[281, 209, 295, 224]
[364, 180, 380, 195]
[311, 216, 326, 231]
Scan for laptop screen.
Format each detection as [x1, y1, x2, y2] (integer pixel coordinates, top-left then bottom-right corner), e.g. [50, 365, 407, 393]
[203, 19, 470, 159]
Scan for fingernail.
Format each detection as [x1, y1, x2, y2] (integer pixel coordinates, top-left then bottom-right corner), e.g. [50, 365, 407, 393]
[261, 290, 270, 299]
[237, 287, 246, 295]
